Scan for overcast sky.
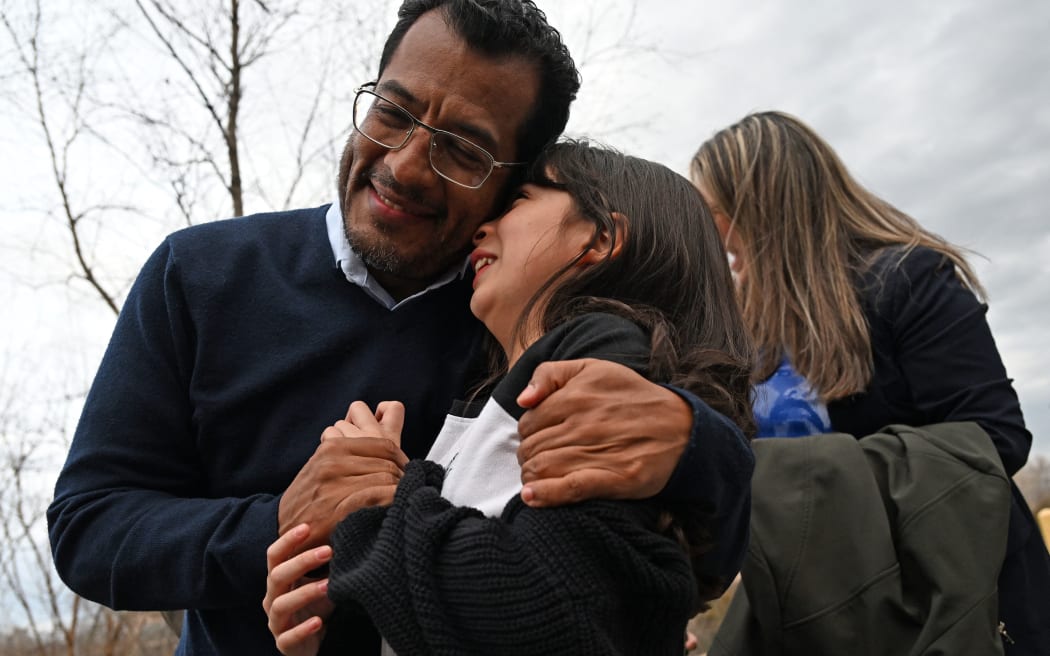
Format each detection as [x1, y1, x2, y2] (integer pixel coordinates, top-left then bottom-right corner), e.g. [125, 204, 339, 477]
[1, 0, 1047, 472]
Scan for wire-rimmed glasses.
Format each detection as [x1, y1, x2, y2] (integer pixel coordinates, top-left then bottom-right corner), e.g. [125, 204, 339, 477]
[352, 84, 525, 189]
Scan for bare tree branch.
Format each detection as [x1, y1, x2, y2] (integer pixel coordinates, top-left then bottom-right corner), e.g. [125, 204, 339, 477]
[1, 0, 120, 316]
[133, 0, 227, 140]
[278, 54, 329, 209]
[128, 0, 304, 218]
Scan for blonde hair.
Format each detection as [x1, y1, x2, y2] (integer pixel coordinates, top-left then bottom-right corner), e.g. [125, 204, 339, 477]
[690, 111, 984, 401]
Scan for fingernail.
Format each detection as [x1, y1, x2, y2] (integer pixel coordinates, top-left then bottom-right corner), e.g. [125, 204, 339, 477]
[316, 545, 332, 560]
[293, 524, 309, 538]
[318, 580, 328, 593]
[521, 486, 534, 503]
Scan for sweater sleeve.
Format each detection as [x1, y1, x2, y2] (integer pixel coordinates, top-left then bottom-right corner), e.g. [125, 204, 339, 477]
[517, 314, 754, 596]
[323, 460, 696, 656]
[46, 240, 279, 610]
[658, 390, 753, 593]
[881, 248, 1031, 474]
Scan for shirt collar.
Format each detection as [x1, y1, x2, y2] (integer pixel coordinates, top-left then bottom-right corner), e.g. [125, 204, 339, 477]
[325, 201, 469, 310]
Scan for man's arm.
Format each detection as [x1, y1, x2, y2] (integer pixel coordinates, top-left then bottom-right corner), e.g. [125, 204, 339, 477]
[515, 358, 754, 590]
[515, 358, 753, 504]
[48, 230, 423, 615]
[47, 241, 280, 610]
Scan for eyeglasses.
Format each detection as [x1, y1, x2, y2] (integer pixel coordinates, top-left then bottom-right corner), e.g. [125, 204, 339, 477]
[353, 84, 525, 189]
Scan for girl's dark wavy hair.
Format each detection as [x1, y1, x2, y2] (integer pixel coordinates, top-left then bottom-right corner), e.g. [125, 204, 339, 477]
[492, 139, 756, 606]
[514, 140, 755, 437]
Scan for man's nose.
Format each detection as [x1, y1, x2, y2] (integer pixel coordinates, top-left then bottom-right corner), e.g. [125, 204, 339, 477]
[385, 129, 439, 188]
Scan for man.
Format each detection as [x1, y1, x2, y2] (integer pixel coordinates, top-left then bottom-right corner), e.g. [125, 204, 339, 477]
[47, 1, 754, 654]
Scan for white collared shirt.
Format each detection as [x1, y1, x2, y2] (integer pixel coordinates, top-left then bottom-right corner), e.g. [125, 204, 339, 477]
[325, 201, 469, 310]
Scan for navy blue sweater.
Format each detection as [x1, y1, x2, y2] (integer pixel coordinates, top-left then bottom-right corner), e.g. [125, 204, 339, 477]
[47, 206, 753, 655]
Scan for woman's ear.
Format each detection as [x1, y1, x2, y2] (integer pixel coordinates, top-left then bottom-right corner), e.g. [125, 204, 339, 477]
[579, 212, 628, 265]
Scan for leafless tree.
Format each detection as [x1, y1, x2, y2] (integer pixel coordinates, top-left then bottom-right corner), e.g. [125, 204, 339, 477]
[0, 365, 179, 655]
[114, 0, 395, 221]
[0, 0, 129, 314]
[547, 0, 688, 150]
[126, 0, 299, 218]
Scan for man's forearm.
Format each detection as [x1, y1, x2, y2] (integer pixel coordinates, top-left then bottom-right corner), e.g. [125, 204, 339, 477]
[49, 486, 280, 609]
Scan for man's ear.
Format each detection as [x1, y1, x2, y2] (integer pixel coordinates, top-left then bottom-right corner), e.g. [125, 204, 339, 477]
[579, 212, 628, 265]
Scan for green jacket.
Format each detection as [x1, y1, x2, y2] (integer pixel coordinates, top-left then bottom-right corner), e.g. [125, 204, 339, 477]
[711, 423, 1010, 656]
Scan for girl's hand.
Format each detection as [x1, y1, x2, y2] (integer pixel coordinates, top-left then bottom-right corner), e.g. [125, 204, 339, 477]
[263, 524, 335, 656]
[322, 400, 405, 446]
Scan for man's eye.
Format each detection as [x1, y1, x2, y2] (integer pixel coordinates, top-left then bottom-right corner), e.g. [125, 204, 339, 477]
[446, 140, 487, 168]
[374, 104, 410, 126]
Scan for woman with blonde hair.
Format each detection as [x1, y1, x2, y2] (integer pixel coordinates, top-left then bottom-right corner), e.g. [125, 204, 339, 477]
[691, 111, 1049, 655]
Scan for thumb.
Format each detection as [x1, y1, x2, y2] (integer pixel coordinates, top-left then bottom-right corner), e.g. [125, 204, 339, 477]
[516, 359, 589, 409]
[376, 401, 404, 447]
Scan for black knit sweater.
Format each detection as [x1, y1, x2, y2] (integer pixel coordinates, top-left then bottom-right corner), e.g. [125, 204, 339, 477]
[324, 461, 696, 655]
[322, 314, 700, 655]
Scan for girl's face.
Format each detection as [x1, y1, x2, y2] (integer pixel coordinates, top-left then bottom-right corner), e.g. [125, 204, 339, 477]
[469, 183, 595, 364]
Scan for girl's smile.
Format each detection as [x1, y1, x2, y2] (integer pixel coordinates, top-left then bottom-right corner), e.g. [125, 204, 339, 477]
[469, 249, 497, 285]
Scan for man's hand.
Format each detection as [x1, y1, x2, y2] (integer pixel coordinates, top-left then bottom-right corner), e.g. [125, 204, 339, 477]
[278, 401, 407, 550]
[516, 358, 692, 507]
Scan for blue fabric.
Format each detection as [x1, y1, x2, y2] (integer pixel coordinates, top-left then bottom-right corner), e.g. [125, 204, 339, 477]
[753, 358, 832, 438]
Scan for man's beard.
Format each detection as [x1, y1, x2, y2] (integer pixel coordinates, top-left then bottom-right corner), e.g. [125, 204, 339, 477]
[345, 220, 405, 276]
[344, 217, 467, 285]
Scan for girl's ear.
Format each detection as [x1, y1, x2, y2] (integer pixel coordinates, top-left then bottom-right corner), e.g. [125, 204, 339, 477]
[578, 212, 628, 265]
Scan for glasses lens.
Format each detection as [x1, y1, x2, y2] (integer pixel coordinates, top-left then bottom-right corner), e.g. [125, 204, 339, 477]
[431, 132, 494, 188]
[353, 91, 411, 149]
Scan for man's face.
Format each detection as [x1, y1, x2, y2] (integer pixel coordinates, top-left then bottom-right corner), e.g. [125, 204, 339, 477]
[338, 11, 541, 298]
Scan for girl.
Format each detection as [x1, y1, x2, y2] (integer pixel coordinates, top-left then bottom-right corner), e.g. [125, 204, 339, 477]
[691, 110, 1049, 654]
[265, 140, 754, 655]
